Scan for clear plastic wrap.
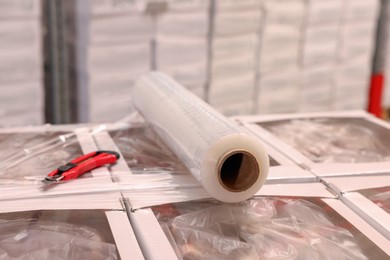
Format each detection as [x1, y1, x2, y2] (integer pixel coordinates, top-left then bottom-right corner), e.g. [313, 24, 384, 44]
[0, 132, 83, 181]
[110, 126, 188, 174]
[0, 127, 125, 201]
[0, 209, 118, 259]
[152, 197, 388, 260]
[0, 132, 70, 162]
[359, 187, 390, 213]
[130, 72, 269, 202]
[261, 118, 390, 163]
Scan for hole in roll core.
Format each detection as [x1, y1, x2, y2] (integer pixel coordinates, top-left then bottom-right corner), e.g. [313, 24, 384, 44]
[218, 150, 259, 192]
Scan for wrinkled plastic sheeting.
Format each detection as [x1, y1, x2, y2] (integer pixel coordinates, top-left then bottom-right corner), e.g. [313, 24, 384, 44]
[153, 197, 388, 259]
[0, 216, 118, 259]
[0, 132, 69, 162]
[360, 187, 390, 213]
[261, 118, 390, 163]
[110, 126, 189, 174]
[0, 132, 83, 181]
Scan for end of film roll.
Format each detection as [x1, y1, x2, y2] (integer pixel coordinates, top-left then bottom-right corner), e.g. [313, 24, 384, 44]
[201, 133, 269, 203]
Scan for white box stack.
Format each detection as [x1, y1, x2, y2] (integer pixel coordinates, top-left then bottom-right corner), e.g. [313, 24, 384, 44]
[88, 0, 153, 123]
[257, 0, 303, 114]
[258, 67, 301, 113]
[298, 0, 343, 112]
[0, 0, 43, 126]
[208, 0, 262, 116]
[156, 0, 210, 99]
[299, 63, 334, 112]
[333, 0, 379, 110]
[256, 0, 378, 114]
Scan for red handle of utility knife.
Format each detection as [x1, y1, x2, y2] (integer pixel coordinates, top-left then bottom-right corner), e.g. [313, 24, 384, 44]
[70, 151, 99, 164]
[47, 151, 100, 178]
[61, 153, 118, 181]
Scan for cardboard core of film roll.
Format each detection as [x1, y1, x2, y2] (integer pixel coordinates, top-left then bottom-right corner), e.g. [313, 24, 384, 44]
[218, 150, 260, 192]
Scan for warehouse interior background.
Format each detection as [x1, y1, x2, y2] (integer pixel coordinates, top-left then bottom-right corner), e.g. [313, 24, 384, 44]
[0, 0, 386, 124]
[3, 1, 390, 259]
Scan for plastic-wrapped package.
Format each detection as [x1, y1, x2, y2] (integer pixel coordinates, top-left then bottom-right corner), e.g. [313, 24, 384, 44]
[360, 187, 390, 214]
[0, 209, 118, 259]
[0, 132, 83, 181]
[261, 118, 390, 163]
[152, 197, 388, 259]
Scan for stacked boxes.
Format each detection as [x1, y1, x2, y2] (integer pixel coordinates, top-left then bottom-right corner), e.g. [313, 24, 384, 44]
[88, 0, 153, 122]
[257, 0, 304, 114]
[299, 0, 343, 112]
[156, 0, 210, 99]
[209, 0, 262, 115]
[82, 0, 380, 119]
[0, 0, 381, 123]
[300, 0, 379, 112]
[299, 64, 334, 111]
[0, 0, 43, 126]
[333, 0, 379, 110]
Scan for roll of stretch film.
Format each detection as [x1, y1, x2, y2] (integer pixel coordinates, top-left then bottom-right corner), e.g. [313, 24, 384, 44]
[130, 72, 269, 203]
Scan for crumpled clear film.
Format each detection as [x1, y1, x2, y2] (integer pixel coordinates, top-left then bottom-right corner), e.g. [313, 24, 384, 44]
[261, 118, 390, 163]
[360, 187, 390, 213]
[0, 209, 118, 259]
[0, 132, 83, 182]
[152, 197, 388, 259]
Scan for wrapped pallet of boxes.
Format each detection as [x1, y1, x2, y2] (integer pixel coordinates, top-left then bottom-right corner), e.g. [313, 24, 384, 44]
[0, 0, 43, 126]
[209, 0, 262, 115]
[101, 72, 387, 258]
[156, 0, 210, 99]
[88, 0, 152, 122]
[0, 193, 143, 260]
[333, 0, 379, 110]
[257, 0, 303, 114]
[0, 123, 144, 259]
[124, 180, 390, 259]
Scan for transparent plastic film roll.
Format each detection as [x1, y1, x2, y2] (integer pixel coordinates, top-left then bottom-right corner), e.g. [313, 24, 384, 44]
[130, 72, 269, 202]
